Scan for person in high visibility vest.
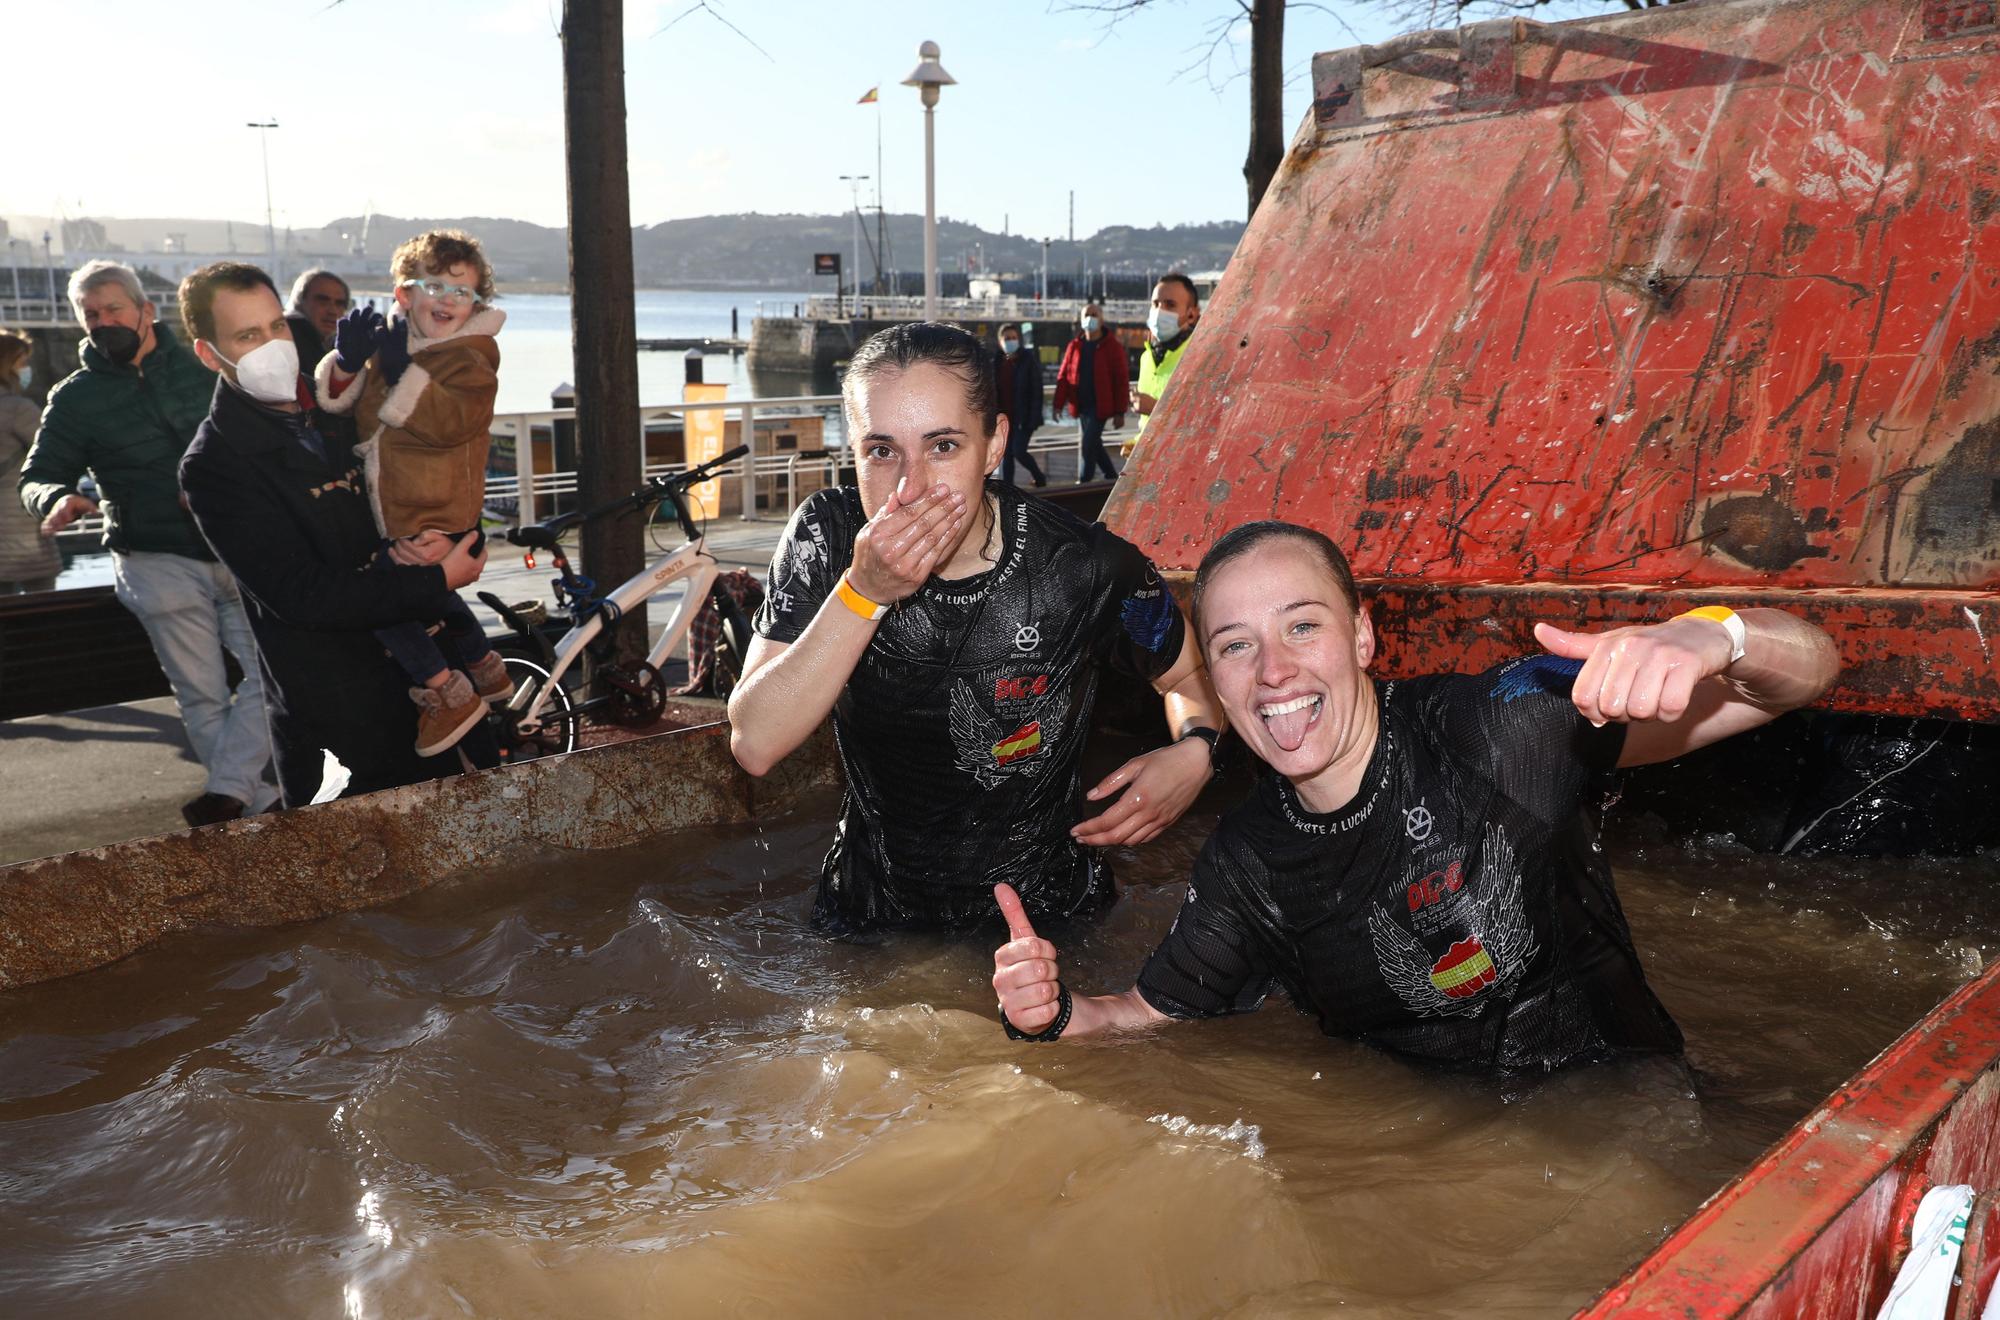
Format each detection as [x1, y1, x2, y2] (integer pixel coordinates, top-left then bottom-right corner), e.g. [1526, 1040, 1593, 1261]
[1128, 273, 1200, 454]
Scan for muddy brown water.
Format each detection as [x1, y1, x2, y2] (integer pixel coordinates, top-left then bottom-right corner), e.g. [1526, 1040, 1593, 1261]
[1, 792, 1994, 1319]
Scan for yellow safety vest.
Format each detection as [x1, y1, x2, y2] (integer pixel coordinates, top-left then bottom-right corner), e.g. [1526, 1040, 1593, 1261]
[1131, 331, 1192, 449]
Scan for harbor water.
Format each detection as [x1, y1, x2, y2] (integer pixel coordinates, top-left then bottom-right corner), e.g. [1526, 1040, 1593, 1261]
[1, 787, 1992, 1318]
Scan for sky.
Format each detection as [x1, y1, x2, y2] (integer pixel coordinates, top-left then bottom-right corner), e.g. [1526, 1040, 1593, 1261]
[0, 0, 1584, 241]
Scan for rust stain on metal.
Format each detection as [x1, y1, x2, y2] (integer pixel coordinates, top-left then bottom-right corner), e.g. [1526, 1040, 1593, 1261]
[1122, 0, 2000, 719]
[0, 722, 839, 990]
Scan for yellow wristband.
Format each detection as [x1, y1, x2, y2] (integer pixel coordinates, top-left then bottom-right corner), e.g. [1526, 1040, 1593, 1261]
[835, 572, 889, 622]
[1676, 605, 1746, 664]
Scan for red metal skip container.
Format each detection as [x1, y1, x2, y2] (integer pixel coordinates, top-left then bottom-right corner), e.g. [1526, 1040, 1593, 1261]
[1108, 0, 2000, 721]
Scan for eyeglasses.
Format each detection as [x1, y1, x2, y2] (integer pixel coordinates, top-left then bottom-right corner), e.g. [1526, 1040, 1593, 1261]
[398, 279, 479, 304]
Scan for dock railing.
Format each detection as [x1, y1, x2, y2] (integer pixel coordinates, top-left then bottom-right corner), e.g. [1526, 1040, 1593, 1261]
[761, 294, 1154, 325]
[52, 390, 1132, 547]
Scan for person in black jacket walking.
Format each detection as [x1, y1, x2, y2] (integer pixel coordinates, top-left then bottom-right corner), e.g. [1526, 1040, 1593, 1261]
[175, 261, 491, 806]
[993, 323, 1045, 488]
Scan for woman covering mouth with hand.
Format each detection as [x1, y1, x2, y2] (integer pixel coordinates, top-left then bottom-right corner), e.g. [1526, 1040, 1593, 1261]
[991, 519, 1839, 1068]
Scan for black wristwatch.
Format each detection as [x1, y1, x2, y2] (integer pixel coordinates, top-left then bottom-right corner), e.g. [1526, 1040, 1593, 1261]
[1178, 725, 1223, 773]
[1002, 982, 1073, 1042]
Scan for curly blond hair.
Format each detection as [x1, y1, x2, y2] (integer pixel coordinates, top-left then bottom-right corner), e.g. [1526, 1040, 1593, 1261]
[390, 229, 496, 304]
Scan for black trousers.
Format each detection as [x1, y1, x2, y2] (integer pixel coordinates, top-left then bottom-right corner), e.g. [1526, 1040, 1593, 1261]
[1002, 422, 1045, 486]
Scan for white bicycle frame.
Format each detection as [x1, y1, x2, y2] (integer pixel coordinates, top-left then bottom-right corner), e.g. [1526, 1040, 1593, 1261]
[506, 534, 722, 735]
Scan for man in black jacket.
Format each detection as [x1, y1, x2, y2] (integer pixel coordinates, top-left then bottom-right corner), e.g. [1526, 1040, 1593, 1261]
[993, 323, 1044, 488]
[176, 261, 491, 805]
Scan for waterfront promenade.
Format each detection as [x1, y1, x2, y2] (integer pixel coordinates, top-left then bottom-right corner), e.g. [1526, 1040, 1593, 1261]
[0, 444, 1126, 865]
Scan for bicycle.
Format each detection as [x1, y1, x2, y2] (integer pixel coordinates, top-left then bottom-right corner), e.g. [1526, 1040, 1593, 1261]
[477, 444, 755, 763]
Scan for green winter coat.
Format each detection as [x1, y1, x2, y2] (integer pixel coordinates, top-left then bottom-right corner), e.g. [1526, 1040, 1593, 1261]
[18, 321, 218, 558]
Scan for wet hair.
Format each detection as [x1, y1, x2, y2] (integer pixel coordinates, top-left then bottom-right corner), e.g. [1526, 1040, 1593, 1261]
[1192, 520, 1360, 636]
[0, 331, 28, 388]
[844, 320, 999, 437]
[67, 260, 146, 319]
[288, 267, 351, 313]
[1156, 272, 1200, 307]
[391, 229, 496, 304]
[179, 262, 280, 345]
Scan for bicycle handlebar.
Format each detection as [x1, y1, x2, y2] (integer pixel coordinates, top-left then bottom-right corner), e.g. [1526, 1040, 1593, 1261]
[505, 444, 754, 548]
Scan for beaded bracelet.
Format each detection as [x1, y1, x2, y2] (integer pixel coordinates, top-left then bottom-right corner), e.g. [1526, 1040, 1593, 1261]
[1001, 982, 1073, 1042]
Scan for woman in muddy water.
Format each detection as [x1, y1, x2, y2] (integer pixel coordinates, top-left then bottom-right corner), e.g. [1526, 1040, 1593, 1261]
[994, 520, 1842, 1067]
[726, 320, 1225, 932]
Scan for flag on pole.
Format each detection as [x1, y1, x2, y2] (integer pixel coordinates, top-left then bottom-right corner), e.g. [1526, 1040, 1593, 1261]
[857, 87, 878, 104]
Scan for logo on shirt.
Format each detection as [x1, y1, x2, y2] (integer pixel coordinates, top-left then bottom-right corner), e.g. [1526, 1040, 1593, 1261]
[995, 673, 1050, 702]
[949, 677, 1068, 789]
[1014, 625, 1042, 654]
[1368, 823, 1537, 1018]
[1403, 799, 1434, 842]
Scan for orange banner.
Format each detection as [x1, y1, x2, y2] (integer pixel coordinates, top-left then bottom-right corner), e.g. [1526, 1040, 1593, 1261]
[683, 381, 730, 519]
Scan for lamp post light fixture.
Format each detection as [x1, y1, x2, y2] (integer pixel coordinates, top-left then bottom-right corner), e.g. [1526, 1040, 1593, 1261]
[900, 40, 955, 321]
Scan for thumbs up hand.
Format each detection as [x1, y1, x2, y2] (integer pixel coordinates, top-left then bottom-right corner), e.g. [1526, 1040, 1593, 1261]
[992, 883, 1066, 1035]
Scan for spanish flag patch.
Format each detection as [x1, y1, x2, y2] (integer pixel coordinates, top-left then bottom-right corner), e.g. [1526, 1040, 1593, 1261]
[993, 721, 1043, 766]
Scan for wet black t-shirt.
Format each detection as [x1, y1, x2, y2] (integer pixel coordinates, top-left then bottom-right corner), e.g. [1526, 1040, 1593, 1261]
[1136, 656, 1684, 1072]
[754, 482, 1185, 931]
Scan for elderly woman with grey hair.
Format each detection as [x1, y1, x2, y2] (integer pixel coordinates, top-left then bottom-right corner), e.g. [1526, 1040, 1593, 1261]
[17, 259, 279, 826]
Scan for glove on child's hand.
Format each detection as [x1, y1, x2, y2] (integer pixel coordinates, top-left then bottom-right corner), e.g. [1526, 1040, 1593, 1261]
[377, 319, 412, 389]
[332, 306, 386, 374]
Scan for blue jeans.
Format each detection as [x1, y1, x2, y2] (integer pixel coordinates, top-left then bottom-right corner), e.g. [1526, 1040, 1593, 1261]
[375, 592, 493, 686]
[1077, 411, 1118, 482]
[110, 550, 277, 810]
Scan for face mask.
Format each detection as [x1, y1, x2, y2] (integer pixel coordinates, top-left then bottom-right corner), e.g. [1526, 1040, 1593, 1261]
[1081, 316, 1101, 334]
[213, 336, 301, 406]
[89, 323, 142, 366]
[1000, 339, 1020, 356]
[1148, 306, 1183, 341]
[14, 365, 29, 389]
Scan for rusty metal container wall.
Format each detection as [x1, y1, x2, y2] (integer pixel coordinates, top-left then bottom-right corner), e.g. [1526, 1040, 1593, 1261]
[1107, 0, 2000, 719]
[0, 723, 838, 990]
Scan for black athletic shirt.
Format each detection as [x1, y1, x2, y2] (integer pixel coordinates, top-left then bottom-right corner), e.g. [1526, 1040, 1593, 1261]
[754, 482, 1185, 931]
[1136, 656, 1684, 1072]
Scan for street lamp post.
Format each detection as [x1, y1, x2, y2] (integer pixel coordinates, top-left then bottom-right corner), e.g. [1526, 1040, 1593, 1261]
[901, 40, 955, 322]
[247, 120, 279, 278]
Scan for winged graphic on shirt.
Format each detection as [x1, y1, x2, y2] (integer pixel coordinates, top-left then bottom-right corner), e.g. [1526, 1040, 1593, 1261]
[948, 677, 1069, 789]
[1367, 823, 1537, 1019]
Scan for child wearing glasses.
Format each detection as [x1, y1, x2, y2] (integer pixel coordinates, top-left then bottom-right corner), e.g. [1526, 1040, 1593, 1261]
[315, 228, 509, 756]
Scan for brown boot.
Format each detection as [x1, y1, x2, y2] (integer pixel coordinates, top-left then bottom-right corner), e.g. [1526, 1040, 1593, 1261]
[466, 651, 513, 701]
[412, 670, 488, 757]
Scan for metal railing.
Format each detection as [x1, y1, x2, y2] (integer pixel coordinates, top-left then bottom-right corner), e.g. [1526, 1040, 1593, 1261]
[480, 391, 1135, 527]
[759, 293, 1154, 325]
[52, 390, 1134, 546]
[2, 287, 182, 330]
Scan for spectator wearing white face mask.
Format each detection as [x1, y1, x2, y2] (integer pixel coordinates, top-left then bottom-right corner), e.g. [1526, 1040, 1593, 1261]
[1130, 273, 1200, 454]
[0, 331, 62, 592]
[992, 323, 1046, 488]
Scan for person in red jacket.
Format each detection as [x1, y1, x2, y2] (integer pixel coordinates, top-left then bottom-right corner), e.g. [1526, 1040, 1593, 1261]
[1051, 304, 1129, 483]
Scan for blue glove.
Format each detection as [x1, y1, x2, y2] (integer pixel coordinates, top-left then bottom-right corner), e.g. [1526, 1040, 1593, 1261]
[377, 319, 412, 389]
[332, 306, 386, 374]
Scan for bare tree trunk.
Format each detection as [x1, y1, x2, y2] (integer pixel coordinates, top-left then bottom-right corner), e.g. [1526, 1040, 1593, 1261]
[561, 0, 647, 664]
[1244, 0, 1286, 218]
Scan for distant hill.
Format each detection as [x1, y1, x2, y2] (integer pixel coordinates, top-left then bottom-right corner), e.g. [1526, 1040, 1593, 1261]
[7, 211, 1245, 291]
